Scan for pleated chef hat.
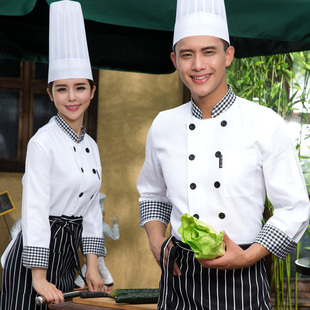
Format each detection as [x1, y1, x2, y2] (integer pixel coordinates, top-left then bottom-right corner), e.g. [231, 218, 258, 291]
[173, 0, 230, 47]
[48, 0, 92, 83]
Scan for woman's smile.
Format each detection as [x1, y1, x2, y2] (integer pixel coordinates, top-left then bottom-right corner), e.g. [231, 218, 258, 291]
[65, 104, 81, 111]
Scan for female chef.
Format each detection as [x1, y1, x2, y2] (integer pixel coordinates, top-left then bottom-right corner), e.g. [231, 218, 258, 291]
[0, 1, 106, 309]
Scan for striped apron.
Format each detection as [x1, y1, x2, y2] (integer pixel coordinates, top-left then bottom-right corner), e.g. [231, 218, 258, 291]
[0, 215, 85, 310]
[158, 237, 271, 310]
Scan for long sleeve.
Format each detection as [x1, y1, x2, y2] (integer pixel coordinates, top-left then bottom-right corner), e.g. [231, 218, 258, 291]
[22, 137, 52, 268]
[137, 120, 173, 227]
[255, 117, 310, 258]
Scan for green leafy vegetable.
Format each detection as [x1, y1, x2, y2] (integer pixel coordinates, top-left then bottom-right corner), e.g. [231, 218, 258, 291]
[178, 213, 225, 259]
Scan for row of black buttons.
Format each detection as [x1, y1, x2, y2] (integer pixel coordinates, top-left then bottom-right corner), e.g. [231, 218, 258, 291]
[73, 146, 91, 153]
[189, 121, 227, 221]
[193, 212, 225, 220]
[72, 146, 98, 199]
[189, 181, 221, 190]
[188, 120, 228, 131]
[78, 192, 95, 200]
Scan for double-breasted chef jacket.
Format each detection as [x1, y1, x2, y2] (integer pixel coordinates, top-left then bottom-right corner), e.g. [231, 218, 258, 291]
[137, 87, 310, 259]
[1, 114, 104, 268]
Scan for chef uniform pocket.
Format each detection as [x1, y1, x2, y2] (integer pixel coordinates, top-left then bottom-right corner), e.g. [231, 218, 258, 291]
[223, 149, 257, 197]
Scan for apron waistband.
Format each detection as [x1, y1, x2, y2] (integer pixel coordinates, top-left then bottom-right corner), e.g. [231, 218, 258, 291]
[172, 237, 252, 252]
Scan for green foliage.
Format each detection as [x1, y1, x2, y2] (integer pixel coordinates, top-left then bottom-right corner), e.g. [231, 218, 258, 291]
[227, 51, 310, 310]
[227, 54, 295, 118]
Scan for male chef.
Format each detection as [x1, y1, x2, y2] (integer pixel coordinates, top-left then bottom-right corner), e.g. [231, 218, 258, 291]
[137, 0, 310, 309]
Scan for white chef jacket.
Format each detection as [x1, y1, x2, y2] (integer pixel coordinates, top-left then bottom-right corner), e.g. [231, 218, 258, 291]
[1, 115, 104, 268]
[137, 96, 310, 259]
[10, 217, 22, 240]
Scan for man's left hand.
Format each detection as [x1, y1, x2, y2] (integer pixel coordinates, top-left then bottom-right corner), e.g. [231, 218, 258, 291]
[197, 231, 270, 270]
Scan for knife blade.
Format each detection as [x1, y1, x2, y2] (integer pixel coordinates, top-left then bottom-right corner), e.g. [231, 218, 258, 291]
[80, 291, 110, 298]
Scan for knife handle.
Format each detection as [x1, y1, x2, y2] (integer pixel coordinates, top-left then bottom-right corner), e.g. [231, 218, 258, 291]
[35, 296, 48, 306]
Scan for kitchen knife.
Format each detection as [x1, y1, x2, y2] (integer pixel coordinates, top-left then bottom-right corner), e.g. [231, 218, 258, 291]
[80, 291, 110, 298]
[35, 290, 85, 306]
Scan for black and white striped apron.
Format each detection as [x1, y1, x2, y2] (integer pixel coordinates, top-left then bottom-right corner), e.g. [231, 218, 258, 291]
[158, 237, 271, 310]
[0, 215, 85, 310]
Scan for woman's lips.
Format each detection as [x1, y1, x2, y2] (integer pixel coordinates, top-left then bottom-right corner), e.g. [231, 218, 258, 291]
[65, 105, 80, 111]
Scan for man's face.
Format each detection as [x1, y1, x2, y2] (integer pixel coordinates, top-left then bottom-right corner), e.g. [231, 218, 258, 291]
[171, 36, 234, 105]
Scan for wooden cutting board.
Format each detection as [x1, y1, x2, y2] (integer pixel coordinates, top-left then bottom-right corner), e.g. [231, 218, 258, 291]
[73, 296, 157, 310]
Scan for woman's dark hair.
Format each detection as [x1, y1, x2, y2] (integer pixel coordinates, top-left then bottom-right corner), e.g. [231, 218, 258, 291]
[48, 79, 95, 94]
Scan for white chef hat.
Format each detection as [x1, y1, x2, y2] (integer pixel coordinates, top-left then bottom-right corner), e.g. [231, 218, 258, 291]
[173, 0, 230, 47]
[48, 0, 93, 83]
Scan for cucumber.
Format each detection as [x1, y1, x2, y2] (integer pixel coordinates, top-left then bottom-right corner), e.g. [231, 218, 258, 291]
[110, 288, 158, 298]
[110, 288, 159, 304]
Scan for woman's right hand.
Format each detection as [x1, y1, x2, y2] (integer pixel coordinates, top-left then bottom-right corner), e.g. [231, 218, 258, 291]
[31, 267, 64, 304]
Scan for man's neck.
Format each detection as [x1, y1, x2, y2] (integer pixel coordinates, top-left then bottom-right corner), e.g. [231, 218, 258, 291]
[192, 84, 229, 119]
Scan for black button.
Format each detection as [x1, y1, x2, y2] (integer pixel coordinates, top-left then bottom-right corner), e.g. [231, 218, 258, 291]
[90, 194, 94, 200]
[189, 154, 195, 160]
[215, 151, 221, 158]
[214, 181, 221, 188]
[221, 120, 227, 127]
[190, 183, 196, 190]
[79, 193, 83, 198]
[92, 169, 96, 174]
[85, 148, 90, 153]
[73, 146, 76, 152]
[189, 123, 196, 130]
[219, 212, 225, 219]
[193, 214, 199, 219]
[81, 168, 84, 173]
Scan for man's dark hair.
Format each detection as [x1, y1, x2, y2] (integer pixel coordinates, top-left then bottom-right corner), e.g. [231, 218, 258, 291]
[222, 39, 230, 52]
[172, 39, 230, 54]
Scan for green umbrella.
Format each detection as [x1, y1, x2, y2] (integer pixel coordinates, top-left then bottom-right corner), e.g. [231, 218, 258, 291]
[0, 0, 309, 73]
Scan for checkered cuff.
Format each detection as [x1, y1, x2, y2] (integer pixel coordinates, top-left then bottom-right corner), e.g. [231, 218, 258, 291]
[22, 246, 49, 269]
[82, 237, 105, 256]
[255, 224, 297, 259]
[140, 200, 172, 227]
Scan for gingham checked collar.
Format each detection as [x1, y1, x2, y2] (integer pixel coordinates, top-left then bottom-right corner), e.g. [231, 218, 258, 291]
[191, 85, 236, 119]
[55, 113, 86, 143]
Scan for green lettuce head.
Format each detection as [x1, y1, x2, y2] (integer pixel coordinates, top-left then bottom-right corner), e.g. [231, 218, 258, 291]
[178, 213, 225, 259]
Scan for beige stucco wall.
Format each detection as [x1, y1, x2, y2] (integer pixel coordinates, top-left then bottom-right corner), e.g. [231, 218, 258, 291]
[0, 68, 183, 290]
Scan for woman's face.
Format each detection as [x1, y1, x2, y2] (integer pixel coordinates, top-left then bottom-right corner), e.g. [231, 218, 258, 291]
[47, 78, 95, 129]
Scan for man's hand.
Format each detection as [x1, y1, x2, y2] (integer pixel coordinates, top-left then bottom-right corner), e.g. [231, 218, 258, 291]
[144, 221, 181, 276]
[32, 267, 64, 304]
[197, 231, 270, 270]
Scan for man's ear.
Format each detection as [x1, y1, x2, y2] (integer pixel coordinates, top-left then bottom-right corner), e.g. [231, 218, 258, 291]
[170, 52, 178, 71]
[46, 88, 54, 102]
[225, 46, 235, 67]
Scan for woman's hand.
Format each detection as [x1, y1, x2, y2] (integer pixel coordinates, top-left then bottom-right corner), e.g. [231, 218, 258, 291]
[32, 267, 64, 304]
[85, 254, 106, 292]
